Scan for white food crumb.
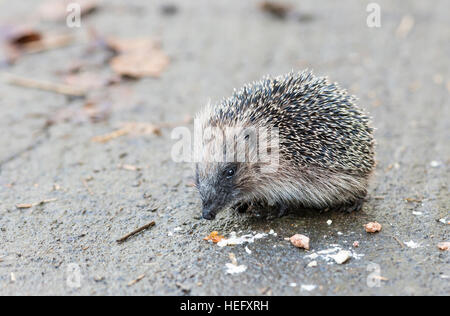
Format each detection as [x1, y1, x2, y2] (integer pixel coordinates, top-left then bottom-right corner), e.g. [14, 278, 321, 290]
[438, 218, 448, 224]
[269, 229, 275, 235]
[289, 282, 297, 287]
[412, 211, 423, 216]
[225, 263, 247, 274]
[307, 261, 318, 268]
[306, 253, 319, 260]
[217, 232, 268, 247]
[301, 284, 316, 291]
[337, 231, 343, 236]
[330, 250, 352, 264]
[245, 246, 252, 254]
[430, 160, 441, 168]
[404, 240, 420, 248]
[326, 220, 332, 226]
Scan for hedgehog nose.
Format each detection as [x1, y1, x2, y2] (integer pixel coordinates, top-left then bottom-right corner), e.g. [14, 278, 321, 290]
[202, 207, 216, 220]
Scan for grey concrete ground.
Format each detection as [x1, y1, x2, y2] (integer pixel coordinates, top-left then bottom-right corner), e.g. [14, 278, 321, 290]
[0, 0, 448, 295]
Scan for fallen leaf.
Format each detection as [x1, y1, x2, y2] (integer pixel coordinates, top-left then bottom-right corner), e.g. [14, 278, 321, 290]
[0, 25, 41, 63]
[260, 1, 292, 19]
[92, 122, 162, 143]
[106, 37, 160, 54]
[2, 25, 42, 47]
[63, 71, 120, 92]
[20, 33, 74, 54]
[110, 50, 169, 78]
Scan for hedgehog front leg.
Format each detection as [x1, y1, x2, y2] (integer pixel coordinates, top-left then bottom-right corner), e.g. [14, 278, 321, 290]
[263, 203, 290, 219]
[331, 198, 365, 213]
[231, 202, 250, 213]
[275, 204, 290, 217]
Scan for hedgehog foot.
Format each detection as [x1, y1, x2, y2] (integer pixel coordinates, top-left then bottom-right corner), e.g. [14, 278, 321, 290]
[276, 204, 290, 217]
[232, 202, 250, 214]
[264, 203, 290, 219]
[331, 198, 364, 213]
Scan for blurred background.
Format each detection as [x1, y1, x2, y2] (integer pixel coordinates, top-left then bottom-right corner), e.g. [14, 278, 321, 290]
[0, 0, 448, 295]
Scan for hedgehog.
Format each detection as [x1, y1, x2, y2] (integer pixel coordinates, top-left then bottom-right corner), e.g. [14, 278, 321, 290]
[194, 70, 375, 220]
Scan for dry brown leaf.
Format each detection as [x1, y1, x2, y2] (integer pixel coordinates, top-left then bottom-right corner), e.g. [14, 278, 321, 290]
[3, 26, 42, 47]
[122, 122, 162, 136]
[106, 37, 160, 54]
[110, 51, 169, 78]
[1, 26, 74, 63]
[63, 71, 119, 90]
[260, 1, 292, 19]
[22, 33, 74, 54]
[92, 122, 162, 143]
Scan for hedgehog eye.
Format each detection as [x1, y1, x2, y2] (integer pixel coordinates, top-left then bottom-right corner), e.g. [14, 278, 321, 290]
[226, 168, 235, 178]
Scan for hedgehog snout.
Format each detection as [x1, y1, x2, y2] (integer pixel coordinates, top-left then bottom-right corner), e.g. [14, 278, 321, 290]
[201, 189, 230, 220]
[202, 200, 220, 220]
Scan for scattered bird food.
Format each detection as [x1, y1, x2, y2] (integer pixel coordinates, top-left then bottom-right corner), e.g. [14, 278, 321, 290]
[307, 261, 317, 268]
[289, 234, 310, 250]
[364, 222, 382, 233]
[330, 250, 352, 264]
[225, 252, 247, 274]
[437, 242, 449, 251]
[404, 240, 420, 249]
[300, 284, 316, 292]
[216, 232, 267, 247]
[203, 231, 225, 244]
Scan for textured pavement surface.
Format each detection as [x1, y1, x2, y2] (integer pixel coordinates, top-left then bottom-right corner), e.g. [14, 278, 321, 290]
[0, 0, 448, 295]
